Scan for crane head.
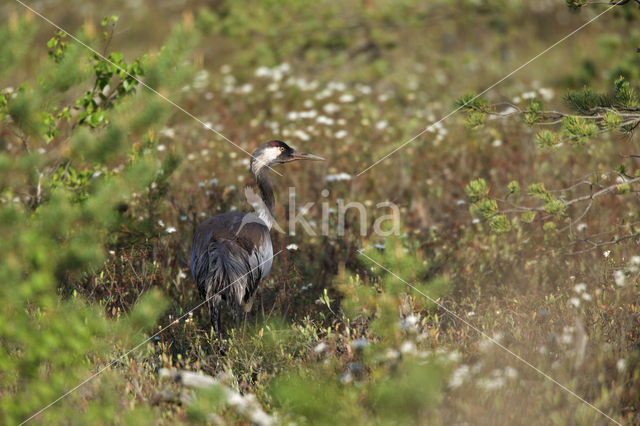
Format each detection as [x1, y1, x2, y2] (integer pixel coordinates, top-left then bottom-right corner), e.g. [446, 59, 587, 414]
[251, 140, 324, 173]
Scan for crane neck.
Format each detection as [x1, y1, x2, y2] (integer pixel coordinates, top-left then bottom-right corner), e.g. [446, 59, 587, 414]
[253, 166, 276, 229]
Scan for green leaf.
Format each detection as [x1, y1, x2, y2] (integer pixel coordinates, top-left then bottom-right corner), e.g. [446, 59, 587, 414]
[466, 178, 488, 203]
[617, 183, 630, 194]
[522, 211, 536, 223]
[523, 100, 543, 126]
[466, 111, 486, 129]
[507, 180, 520, 195]
[535, 130, 560, 150]
[489, 214, 512, 233]
[455, 93, 488, 112]
[566, 0, 587, 10]
[614, 76, 639, 109]
[527, 183, 551, 202]
[565, 87, 609, 113]
[544, 199, 567, 217]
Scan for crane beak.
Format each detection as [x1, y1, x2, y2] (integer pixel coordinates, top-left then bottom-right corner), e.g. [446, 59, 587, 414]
[290, 150, 325, 162]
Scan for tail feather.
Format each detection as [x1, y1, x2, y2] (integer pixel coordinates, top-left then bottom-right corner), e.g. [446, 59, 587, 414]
[206, 240, 256, 306]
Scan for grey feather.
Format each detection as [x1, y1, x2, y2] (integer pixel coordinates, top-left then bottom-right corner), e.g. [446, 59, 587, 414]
[190, 212, 272, 332]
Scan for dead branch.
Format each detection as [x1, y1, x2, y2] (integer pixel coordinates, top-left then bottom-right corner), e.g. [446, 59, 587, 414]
[158, 368, 274, 426]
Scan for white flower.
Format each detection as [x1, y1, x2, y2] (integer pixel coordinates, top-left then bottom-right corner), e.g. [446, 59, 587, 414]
[631, 256, 640, 266]
[315, 88, 332, 100]
[614, 270, 626, 287]
[538, 88, 555, 101]
[400, 341, 417, 355]
[478, 376, 506, 391]
[339, 93, 354, 103]
[325, 173, 352, 182]
[375, 120, 388, 130]
[335, 130, 348, 139]
[278, 63, 291, 73]
[357, 84, 372, 94]
[287, 111, 299, 121]
[303, 99, 314, 108]
[400, 315, 418, 331]
[385, 349, 400, 360]
[478, 339, 493, 352]
[159, 127, 175, 138]
[166, 227, 177, 234]
[447, 351, 461, 363]
[239, 83, 253, 93]
[568, 297, 581, 308]
[573, 283, 587, 294]
[504, 366, 518, 379]
[313, 342, 327, 353]
[327, 81, 345, 91]
[193, 70, 209, 89]
[316, 115, 335, 125]
[323, 103, 340, 114]
[449, 365, 470, 388]
[617, 358, 627, 373]
[286, 243, 299, 251]
[157, 220, 165, 227]
[576, 223, 587, 232]
[603, 250, 611, 258]
[294, 129, 310, 141]
[255, 66, 270, 77]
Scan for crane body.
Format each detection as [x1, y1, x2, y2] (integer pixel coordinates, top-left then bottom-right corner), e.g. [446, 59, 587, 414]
[190, 140, 323, 333]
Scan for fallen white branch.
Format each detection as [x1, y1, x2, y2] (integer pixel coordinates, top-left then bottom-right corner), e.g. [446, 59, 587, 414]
[159, 368, 274, 426]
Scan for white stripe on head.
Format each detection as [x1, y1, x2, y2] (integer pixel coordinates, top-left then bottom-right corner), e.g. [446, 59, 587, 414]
[251, 146, 281, 174]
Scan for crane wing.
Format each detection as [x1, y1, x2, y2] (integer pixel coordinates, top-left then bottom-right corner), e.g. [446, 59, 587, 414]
[190, 212, 273, 306]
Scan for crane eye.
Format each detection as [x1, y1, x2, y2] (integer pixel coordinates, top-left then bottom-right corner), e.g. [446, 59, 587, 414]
[279, 146, 285, 152]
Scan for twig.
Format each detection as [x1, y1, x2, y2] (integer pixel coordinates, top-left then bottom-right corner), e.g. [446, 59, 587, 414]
[501, 176, 640, 214]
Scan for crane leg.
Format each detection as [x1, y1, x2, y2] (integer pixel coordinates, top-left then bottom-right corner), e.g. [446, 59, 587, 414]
[242, 311, 249, 337]
[230, 302, 241, 332]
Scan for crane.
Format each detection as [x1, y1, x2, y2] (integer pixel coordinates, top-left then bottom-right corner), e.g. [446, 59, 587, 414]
[190, 140, 324, 334]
